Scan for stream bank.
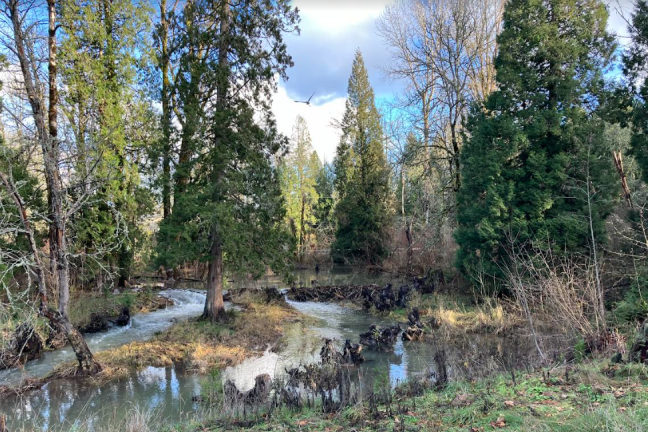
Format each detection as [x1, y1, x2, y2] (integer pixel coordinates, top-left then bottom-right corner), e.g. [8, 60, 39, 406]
[0, 268, 573, 431]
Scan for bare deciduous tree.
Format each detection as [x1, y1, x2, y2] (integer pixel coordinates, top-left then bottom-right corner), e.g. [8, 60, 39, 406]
[0, 0, 101, 374]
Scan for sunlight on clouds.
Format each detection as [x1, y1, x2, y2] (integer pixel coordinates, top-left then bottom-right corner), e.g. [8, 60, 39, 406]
[293, 0, 388, 33]
[272, 84, 346, 163]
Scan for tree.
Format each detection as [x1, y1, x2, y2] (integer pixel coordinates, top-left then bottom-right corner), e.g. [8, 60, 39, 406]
[455, 0, 617, 283]
[624, 0, 648, 184]
[1, 0, 101, 373]
[155, 0, 298, 321]
[313, 162, 336, 247]
[58, 0, 154, 288]
[377, 0, 505, 221]
[279, 116, 321, 260]
[332, 51, 392, 263]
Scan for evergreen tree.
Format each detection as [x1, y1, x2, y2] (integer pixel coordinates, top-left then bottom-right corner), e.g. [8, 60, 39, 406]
[279, 116, 321, 261]
[156, 0, 298, 321]
[332, 50, 392, 263]
[314, 162, 336, 244]
[455, 0, 617, 282]
[58, 0, 154, 287]
[624, 0, 648, 183]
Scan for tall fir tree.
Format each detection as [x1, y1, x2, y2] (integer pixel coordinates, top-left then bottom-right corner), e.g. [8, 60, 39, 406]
[623, 0, 648, 184]
[332, 50, 392, 263]
[279, 116, 321, 261]
[455, 0, 617, 282]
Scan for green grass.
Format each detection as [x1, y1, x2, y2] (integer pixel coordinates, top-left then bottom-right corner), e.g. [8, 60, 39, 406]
[180, 361, 648, 432]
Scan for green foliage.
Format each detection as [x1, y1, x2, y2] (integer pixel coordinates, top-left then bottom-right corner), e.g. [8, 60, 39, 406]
[332, 51, 393, 264]
[155, 0, 298, 283]
[574, 338, 587, 363]
[613, 276, 648, 324]
[201, 368, 224, 406]
[455, 0, 618, 284]
[119, 292, 135, 309]
[313, 162, 336, 243]
[623, 0, 648, 183]
[58, 0, 156, 286]
[279, 116, 321, 260]
[0, 142, 47, 257]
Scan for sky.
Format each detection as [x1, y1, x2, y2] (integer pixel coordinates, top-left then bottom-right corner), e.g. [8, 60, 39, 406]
[272, 0, 637, 164]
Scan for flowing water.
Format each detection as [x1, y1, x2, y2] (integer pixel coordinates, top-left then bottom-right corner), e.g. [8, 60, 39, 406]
[0, 268, 554, 431]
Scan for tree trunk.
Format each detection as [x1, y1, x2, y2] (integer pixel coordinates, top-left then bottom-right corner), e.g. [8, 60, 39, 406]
[203, 235, 225, 321]
[299, 194, 306, 261]
[160, 0, 172, 219]
[203, 0, 230, 322]
[8, 0, 101, 375]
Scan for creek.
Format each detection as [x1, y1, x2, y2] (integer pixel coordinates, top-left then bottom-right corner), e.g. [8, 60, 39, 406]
[0, 268, 552, 431]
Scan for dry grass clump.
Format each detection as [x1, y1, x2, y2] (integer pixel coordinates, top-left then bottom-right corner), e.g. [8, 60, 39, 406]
[231, 303, 300, 350]
[82, 302, 295, 376]
[410, 294, 521, 334]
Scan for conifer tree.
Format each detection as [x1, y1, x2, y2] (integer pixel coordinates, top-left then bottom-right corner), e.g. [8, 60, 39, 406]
[279, 116, 321, 260]
[455, 0, 617, 281]
[624, 0, 648, 183]
[156, 0, 298, 321]
[332, 51, 392, 263]
[58, 0, 154, 287]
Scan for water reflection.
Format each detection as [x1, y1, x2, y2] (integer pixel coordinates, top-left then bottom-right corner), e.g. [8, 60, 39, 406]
[0, 267, 562, 430]
[2, 366, 201, 431]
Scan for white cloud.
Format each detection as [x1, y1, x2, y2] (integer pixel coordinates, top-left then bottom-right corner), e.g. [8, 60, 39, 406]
[272, 83, 346, 163]
[294, 0, 388, 34]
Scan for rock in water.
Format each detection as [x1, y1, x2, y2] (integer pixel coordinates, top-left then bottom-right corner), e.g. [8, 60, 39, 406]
[116, 307, 130, 326]
[403, 307, 425, 341]
[84, 313, 109, 333]
[320, 338, 343, 365]
[342, 339, 364, 365]
[408, 308, 421, 327]
[223, 374, 273, 409]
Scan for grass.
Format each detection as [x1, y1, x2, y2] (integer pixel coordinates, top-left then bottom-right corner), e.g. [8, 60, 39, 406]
[39, 298, 303, 385]
[205, 361, 648, 432]
[384, 292, 521, 334]
[51, 360, 648, 432]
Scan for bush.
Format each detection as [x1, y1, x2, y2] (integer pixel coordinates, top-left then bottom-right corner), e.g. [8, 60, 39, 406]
[613, 276, 648, 324]
[201, 368, 224, 406]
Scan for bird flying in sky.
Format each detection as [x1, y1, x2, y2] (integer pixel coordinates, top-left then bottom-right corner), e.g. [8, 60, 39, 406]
[294, 91, 315, 105]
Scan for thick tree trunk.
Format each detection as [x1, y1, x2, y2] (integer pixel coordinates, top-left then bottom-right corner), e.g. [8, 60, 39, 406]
[203, 235, 225, 321]
[44, 310, 102, 374]
[203, 0, 230, 322]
